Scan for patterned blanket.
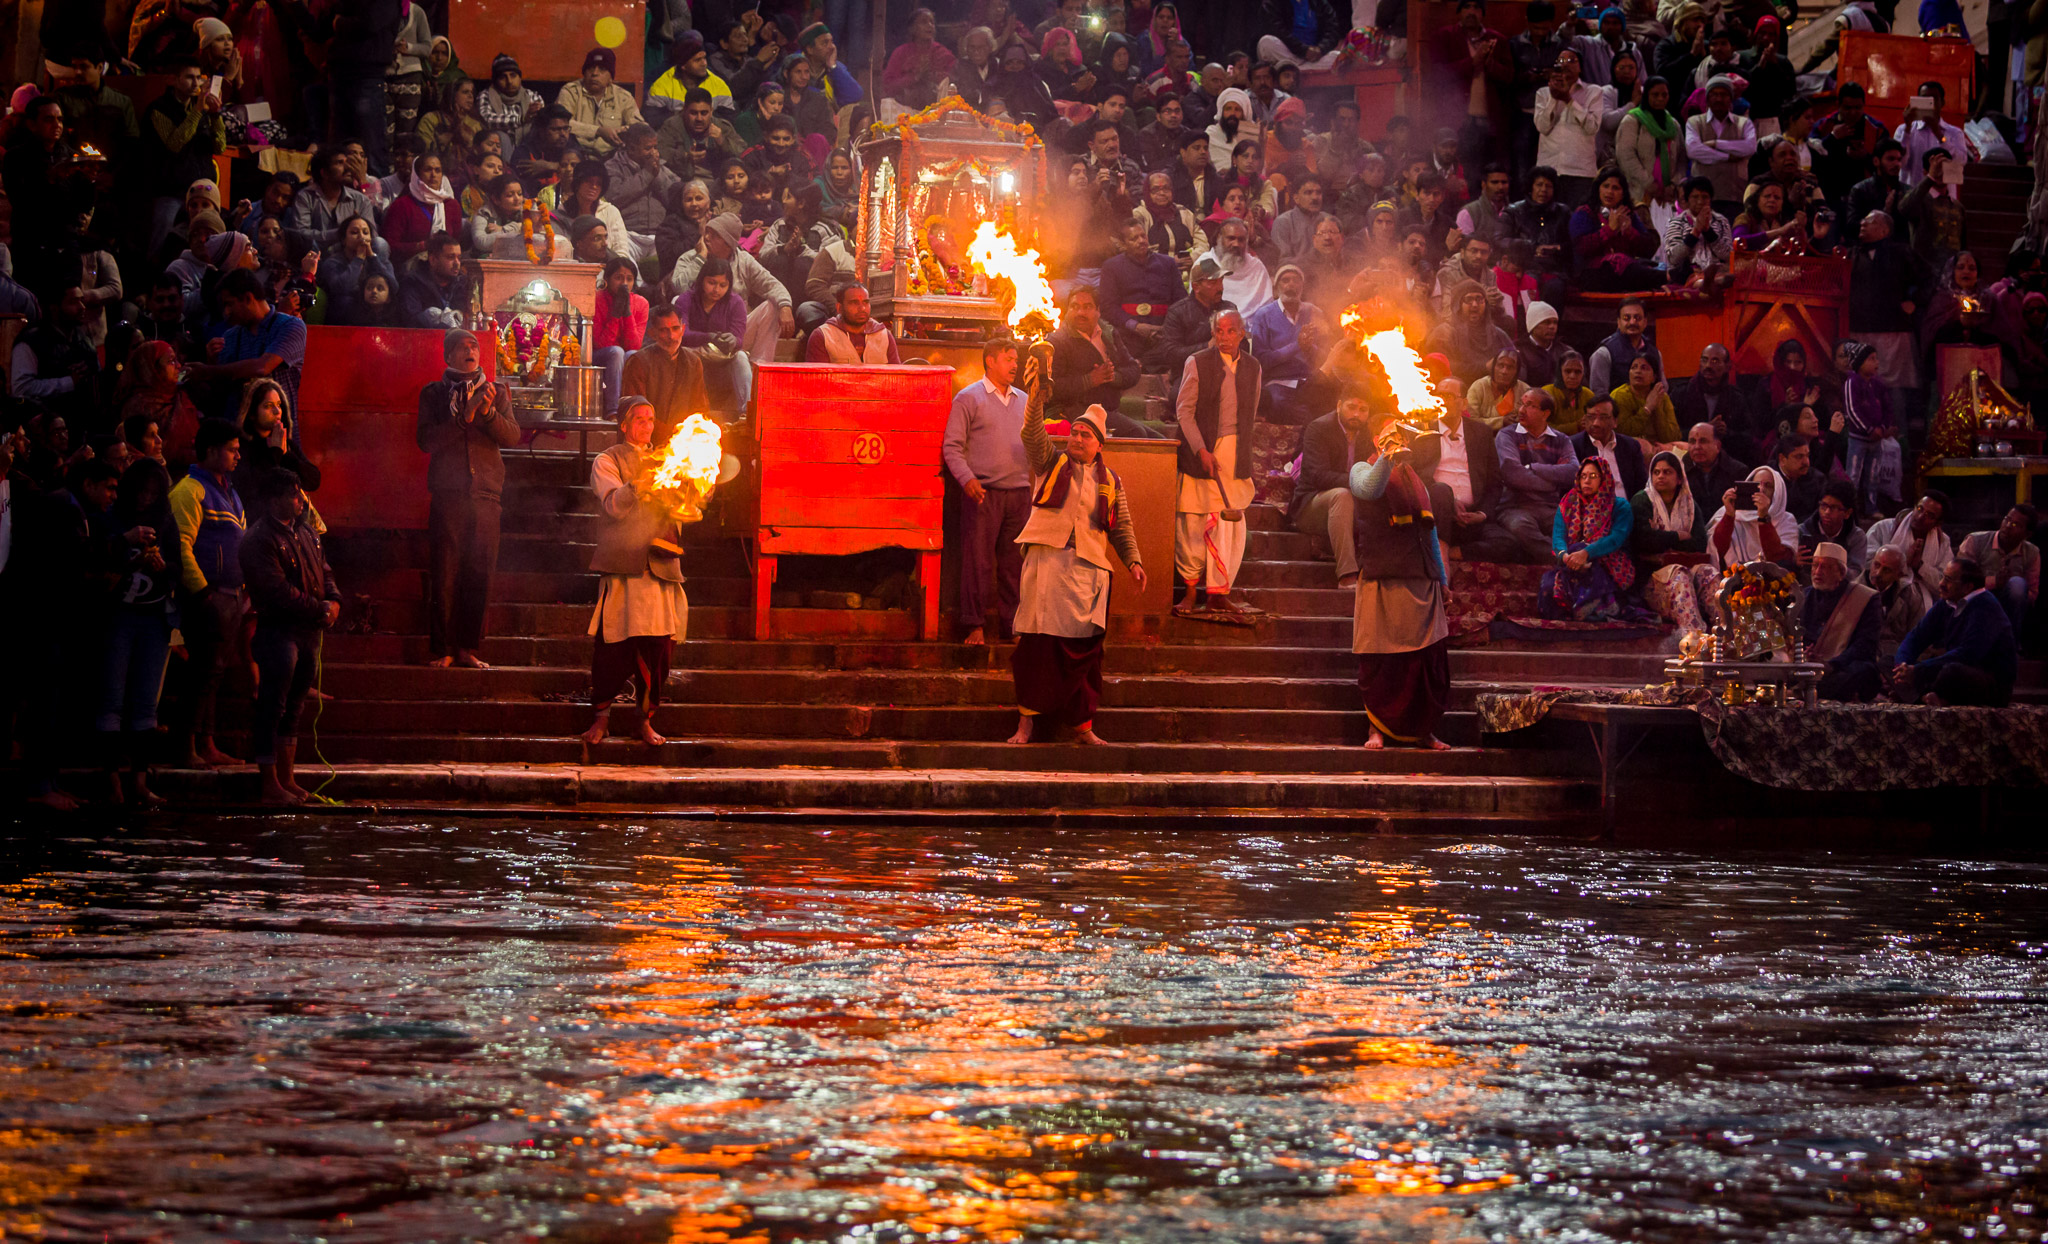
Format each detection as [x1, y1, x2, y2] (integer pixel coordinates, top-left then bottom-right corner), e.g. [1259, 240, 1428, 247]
[1697, 701, 2048, 791]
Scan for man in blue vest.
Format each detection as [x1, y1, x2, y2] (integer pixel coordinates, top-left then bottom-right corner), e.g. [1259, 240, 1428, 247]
[1587, 298, 1662, 393]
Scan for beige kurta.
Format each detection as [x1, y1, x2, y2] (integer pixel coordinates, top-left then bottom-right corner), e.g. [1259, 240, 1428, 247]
[1013, 471, 1112, 638]
[1352, 578, 1450, 654]
[588, 446, 688, 643]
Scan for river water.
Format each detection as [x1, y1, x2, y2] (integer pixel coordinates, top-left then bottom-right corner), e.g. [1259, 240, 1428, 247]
[1, 817, 2043, 1243]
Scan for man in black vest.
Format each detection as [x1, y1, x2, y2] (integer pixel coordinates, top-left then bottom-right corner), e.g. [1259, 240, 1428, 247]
[1352, 403, 1454, 750]
[1173, 308, 1262, 615]
[416, 329, 521, 669]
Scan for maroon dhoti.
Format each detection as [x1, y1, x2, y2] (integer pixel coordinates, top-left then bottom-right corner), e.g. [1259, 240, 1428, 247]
[1357, 636, 1451, 744]
[591, 636, 673, 715]
[1012, 632, 1105, 735]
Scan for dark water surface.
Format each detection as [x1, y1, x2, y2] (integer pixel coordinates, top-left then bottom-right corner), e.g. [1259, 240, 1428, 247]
[2, 818, 2045, 1243]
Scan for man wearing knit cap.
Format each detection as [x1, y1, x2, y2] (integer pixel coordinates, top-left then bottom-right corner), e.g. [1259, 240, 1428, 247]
[415, 329, 520, 670]
[673, 213, 795, 362]
[478, 54, 545, 147]
[557, 47, 643, 158]
[1007, 402, 1147, 745]
[1245, 263, 1332, 426]
[1518, 301, 1569, 388]
[1802, 541, 1883, 701]
[1174, 308, 1262, 616]
[1653, 2, 1709, 91]
[1683, 75, 1757, 212]
[648, 32, 734, 126]
[799, 23, 866, 110]
[1571, 7, 1644, 86]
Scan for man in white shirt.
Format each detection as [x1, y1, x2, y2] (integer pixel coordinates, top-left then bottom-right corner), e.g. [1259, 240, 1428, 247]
[1533, 49, 1603, 206]
[1893, 80, 1976, 188]
[1684, 76, 1758, 212]
[1568, 394, 1648, 500]
[1200, 218, 1273, 316]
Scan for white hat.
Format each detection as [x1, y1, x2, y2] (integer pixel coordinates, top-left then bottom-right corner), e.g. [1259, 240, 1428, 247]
[1526, 301, 1559, 332]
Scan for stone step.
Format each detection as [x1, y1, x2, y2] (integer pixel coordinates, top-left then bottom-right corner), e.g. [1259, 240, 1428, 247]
[317, 660, 1635, 712]
[290, 734, 1561, 776]
[304, 696, 1485, 746]
[150, 762, 1595, 818]
[320, 632, 1674, 677]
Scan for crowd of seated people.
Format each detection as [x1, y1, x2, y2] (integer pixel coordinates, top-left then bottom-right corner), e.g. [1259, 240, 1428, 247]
[2, 0, 2043, 812]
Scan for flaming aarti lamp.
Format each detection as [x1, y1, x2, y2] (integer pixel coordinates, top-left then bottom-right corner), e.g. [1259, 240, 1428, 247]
[642, 414, 741, 555]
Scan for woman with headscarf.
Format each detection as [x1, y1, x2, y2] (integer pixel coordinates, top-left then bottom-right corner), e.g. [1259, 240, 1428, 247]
[988, 41, 1057, 127]
[1465, 349, 1532, 431]
[1840, 340, 1901, 516]
[1094, 32, 1146, 104]
[1919, 250, 2012, 365]
[426, 35, 465, 91]
[382, 150, 463, 265]
[1137, 2, 1181, 75]
[1546, 456, 1637, 620]
[115, 341, 205, 473]
[1765, 338, 1821, 412]
[1615, 77, 1682, 205]
[1631, 448, 1716, 630]
[1038, 28, 1096, 102]
[1422, 281, 1515, 385]
[1708, 463, 1798, 572]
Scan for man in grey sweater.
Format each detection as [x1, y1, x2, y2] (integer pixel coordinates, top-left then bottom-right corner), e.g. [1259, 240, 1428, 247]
[942, 337, 1033, 645]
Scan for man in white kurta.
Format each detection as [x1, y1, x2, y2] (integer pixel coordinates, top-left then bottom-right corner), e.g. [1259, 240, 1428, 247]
[1008, 404, 1147, 745]
[580, 399, 688, 748]
[1174, 308, 1262, 615]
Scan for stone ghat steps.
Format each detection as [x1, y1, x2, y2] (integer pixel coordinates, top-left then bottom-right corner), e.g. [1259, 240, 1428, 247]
[317, 661, 1640, 713]
[296, 733, 1554, 775]
[299, 696, 1489, 748]
[321, 634, 1667, 682]
[150, 762, 1597, 820]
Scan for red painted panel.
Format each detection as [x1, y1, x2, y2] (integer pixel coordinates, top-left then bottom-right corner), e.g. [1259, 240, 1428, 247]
[448, 1, 646, 90]
[759, 462, 943, 502]
[759, 527, 945, 555]
[760, 429, 949, 463]
[299, 326, 494, 531]
[1839, 32, 1975, 131]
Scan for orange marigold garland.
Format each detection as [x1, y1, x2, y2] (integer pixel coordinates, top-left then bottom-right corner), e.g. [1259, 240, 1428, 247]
[521, 198, 555, 265]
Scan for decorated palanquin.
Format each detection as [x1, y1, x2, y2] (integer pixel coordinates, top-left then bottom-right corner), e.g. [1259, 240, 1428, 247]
[1920, 369, 2039, 471]
[855, 99, 1048, 337]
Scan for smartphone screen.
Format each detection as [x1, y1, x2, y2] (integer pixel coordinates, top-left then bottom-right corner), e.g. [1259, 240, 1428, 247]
[208, 75, 224, 100]
[1908, 94, 1935, 114]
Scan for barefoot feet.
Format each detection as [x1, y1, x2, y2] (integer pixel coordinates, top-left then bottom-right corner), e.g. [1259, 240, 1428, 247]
[962, 627, 986, 646]
[1364, 728, 1386, 750]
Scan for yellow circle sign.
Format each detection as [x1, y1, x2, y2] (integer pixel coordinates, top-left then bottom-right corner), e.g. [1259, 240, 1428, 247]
[593, 15, 628, 48]
[852, 432, 886, 464]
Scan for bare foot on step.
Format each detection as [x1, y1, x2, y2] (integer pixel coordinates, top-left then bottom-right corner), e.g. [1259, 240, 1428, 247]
[962, 627, 985, 646]
[637, 721, 666, 747]
[578, 719, 609, 746]
[1424, 735, 1450, 750]
[1073, 727, 1106, 745]
[1364, 729, 1386, 750]
[1006, 717, 1034, 744]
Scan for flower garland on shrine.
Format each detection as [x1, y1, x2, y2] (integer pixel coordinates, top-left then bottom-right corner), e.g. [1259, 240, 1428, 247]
[495, 312, 581, 383]
[871, 96, 1047, 242]
[521, 199, 555, 265]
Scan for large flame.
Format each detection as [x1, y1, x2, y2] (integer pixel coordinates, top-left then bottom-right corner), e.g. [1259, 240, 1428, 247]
[650, 413, 724, 521]
[1356, 325, 1443, 420]
[966, 222, 1059, 330]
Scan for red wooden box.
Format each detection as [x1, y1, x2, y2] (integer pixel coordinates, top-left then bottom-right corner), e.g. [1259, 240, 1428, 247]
[1838, 31, 1975, 132]
[750, 363, 958, 640]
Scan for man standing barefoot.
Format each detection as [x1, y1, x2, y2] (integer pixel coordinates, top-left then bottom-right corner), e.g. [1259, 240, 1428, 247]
[581, 399, 688, 749]
[1008, 404, 1146, 746]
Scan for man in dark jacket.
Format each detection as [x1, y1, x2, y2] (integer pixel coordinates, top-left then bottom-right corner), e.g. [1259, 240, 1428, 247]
[1672, 343, 1761, 462]
[1501, 167, 1573, 288]
[1683, 420, 1749, 517]
[1570, 395, 1649, 500]
[1291, 399, 1370, 586]
[326, 0, 406, 173]
[402, 233, 477, 330]
[1843, 138, 1906, 238]
[1891, 556, 2019, 706]
[1143, 255, 1234, 377]
[1848, 211, 1930, 337]
[416, 328, 521, 669]
[1049, 287, 1154, 437]
[239, 466, 341, 805]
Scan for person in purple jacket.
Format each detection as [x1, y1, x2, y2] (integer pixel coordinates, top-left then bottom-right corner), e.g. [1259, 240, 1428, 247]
[677, 256, 752, 413]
